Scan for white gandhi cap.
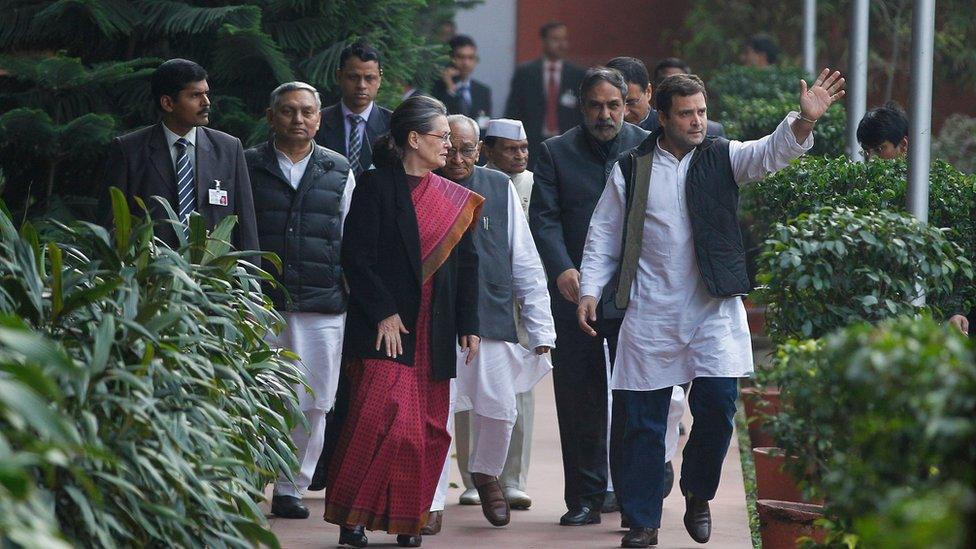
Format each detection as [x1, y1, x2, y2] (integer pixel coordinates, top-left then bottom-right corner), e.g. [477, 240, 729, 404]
[485, 118, 527, 140]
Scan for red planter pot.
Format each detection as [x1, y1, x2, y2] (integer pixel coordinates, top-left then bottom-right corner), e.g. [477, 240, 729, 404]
[743, 297, 767, 335]
[757, 500, 826, 549]
[752, 447, 821, 504]
[740, 386, 780, 448]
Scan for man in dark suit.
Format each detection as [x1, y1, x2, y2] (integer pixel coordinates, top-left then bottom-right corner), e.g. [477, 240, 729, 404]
[505, 21, 585, 170]
[314, 42, 392, 178]
[100, 58, 258, 251]
[432, 34, 492, 122]
[528, 66, 649, 527]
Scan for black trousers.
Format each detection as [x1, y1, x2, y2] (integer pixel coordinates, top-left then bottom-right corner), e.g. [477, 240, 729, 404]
[550, 313, 620, 511]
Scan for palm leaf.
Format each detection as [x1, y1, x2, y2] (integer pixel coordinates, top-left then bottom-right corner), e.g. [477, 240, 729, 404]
[132, 1, 261, 36]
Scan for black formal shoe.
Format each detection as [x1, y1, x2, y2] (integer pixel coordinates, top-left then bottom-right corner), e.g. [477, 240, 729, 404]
[338, 525, 368, 547]
[683, 491, 711, 543]
[308, 466, 327, 491]
[663, 461, 675, 498]
[270, 495, 309, 519]
[560, 507, 601, 525]
[602, 491, 621, 513]
[396, 534, 422, 547]
[621, 527, 659, 547]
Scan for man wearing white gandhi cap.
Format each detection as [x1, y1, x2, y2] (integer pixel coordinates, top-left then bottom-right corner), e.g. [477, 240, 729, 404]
[451, 118, 542, 512]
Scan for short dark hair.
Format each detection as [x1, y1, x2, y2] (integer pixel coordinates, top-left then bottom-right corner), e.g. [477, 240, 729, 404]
[578, 66, 628, 104]
[339, 41, 382, 70]
[540, 21, 566, 39]
[449, 34, 476, 53]
[606, 57, 650, 90]
[655, 74, 707, 115]
[151, 58, 207, 110]
[653, 57, 690, 83]
[747, 34, 778, 64]
[856, 101, 909, 148]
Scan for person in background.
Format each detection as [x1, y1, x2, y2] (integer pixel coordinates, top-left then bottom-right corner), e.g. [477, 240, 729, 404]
[324, 95, 482, 548]
[856, 101, 909, 161]
[245, 82, 354, 520]
[432, 34, 492, 126]
[652, 57, 690, 86]
[506, 21, 585, 170]
[578, 69, 845, 547]
[529, 66, 649, 527]
[314, 42, 392, 178]
[739, 33, 778, 68]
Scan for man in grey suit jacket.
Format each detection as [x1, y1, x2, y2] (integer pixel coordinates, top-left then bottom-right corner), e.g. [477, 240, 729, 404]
[314, 42, 392, 178]
[100, 58, 258, 252]
[505, 21, 585, 170]
[528, 66, 649, 527]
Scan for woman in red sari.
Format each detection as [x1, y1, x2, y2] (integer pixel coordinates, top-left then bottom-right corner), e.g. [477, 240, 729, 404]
[327, 95, 483, 547]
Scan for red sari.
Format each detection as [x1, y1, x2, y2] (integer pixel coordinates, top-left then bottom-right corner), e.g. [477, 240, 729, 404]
[324, 171, 483, 535]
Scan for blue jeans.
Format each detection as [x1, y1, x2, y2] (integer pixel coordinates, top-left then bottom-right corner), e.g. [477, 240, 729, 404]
[611, 377, 738, 528]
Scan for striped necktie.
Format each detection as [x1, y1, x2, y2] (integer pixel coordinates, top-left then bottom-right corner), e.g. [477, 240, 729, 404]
[174, 137, 195, 233]
[347, 114, 363, 175]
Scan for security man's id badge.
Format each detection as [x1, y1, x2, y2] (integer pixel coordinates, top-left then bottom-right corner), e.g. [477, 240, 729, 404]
[208, 179, 229, 206]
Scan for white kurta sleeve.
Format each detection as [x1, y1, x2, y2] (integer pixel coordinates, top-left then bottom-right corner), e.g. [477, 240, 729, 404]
[508, 183, 556, 350]
[338, 170, 357, 231]
[579, 163, 627, 300]
[729, 111, 814, 185]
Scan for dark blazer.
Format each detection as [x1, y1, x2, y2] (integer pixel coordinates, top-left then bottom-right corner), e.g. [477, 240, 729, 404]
[529, 122, 649, 319]
[431, 77, 492, 117]
[505, 58, 586, 169]
[314, 102, 392, 175]
[100, 123, 258, 251]
[639, 108, 726, 137]
[341, 164, 480, 380]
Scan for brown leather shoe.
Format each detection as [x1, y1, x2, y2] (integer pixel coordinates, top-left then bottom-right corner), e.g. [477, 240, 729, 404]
[420, 510, 442, 535]
[471, 472, 510, 526]
[621, 527, 658, 547]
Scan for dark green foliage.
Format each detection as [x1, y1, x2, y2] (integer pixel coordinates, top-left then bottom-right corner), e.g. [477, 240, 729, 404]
[0, 190, 306, 547]
[707, 65, 811, 103]
[0, 0, 469, 217]
[742, 157, 976, 264]
[757, 207, 973, 341]
[759, 316, 976, 547]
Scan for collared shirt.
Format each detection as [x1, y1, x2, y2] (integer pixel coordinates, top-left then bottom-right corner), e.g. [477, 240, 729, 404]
[579, 112, 813, 391]
[341, 101, 374, 154]
[274, 142, 314, 190]
[543, 59, 562, 96]
[162, 124, 197, 174]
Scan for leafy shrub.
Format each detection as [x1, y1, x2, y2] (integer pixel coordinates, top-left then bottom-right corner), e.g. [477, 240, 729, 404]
[743, 157, 976, 265]
[932, 113, 976, 174]
[0, 191, 305, 547]
[717, 94, 846, 157]
[708, 65, 810, 103]
[760, 316, 976, 544]
[757, 207, 973, 341]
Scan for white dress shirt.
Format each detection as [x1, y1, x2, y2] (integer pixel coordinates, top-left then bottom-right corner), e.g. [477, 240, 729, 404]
[274, 144, 314, 190]
[579, 112, 813, 391]
[162, 124, 197, 174]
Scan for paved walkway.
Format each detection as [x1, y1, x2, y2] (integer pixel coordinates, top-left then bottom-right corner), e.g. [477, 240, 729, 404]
[264, 375, 753, 548]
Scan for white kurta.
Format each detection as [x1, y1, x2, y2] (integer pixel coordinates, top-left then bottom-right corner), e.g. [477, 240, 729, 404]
[456, 182, 556, 421]
[580, 113, 812, 391]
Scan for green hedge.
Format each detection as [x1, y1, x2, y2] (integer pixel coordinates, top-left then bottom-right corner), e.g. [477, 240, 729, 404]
[757, 207, 973, 341]
[0, 191, 305, 547]
[760, 316, 976, 546]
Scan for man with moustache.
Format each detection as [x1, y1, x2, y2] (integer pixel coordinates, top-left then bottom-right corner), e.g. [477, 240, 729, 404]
[244, 82, 355, 519]
[578, 70, 845, 547]
[315, 42, 392, 178]
[529, 66, 648, 526]
[101, 58, 258, 251]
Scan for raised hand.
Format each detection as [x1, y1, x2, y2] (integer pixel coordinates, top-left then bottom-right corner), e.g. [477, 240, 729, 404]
[799, 68, 846, 122]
